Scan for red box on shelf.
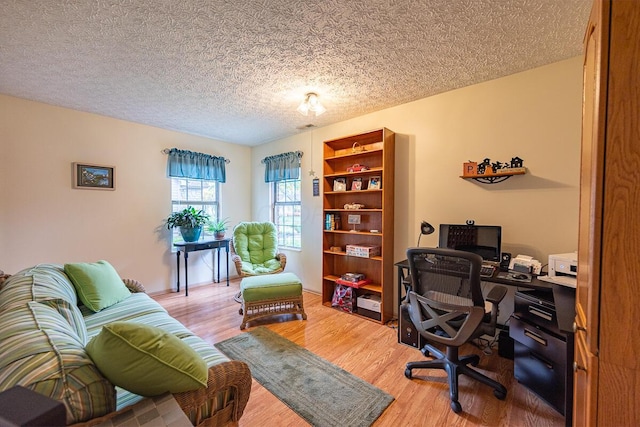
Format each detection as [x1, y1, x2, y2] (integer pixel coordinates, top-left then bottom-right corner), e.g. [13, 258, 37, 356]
[335, 278, 372, 288]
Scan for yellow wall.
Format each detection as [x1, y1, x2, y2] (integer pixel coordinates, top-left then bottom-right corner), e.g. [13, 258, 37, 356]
[254, 56, 583, 295]
[0, 95, 252, 293]
[0, 56, 582, 296]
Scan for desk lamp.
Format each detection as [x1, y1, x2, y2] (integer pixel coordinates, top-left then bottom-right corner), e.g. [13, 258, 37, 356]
[417, 221, 435, 246]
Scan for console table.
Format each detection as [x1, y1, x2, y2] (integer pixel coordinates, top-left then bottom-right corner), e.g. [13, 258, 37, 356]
[174, 239, 230, 296]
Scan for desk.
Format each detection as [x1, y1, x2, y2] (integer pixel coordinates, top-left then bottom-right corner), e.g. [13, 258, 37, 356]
[174, 239, 230, 296]
[395, 258, 576, 424]
[395, 258, 554, 308]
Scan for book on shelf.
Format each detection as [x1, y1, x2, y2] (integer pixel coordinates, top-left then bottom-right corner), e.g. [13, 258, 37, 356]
[324, 213, 341, 230]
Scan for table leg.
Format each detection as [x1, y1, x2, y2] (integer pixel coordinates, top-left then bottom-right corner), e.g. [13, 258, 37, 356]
[184, 251, 189, 296]
[176, 250, 181, 292]
[396, 265, 409, 344]
[216, 247, 221, 283]
[226, 245, 229, 286]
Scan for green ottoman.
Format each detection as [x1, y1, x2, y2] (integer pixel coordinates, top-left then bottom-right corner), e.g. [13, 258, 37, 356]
[239, 272, 307, 329]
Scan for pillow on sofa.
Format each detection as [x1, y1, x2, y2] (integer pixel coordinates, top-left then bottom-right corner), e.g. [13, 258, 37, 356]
[64, 261, 131, 312]
[86, 321, 208, 396]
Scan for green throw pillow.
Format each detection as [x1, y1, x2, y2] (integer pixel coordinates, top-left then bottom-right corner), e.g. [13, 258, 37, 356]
[86, 321, 208, 396]
[64, 260, 131, 312]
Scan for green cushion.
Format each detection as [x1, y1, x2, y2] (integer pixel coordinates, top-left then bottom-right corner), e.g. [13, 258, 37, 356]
[64, 261, 131, 312]
[239, 259, 284, 275]
[233, 222, 279, 267]
[241, 272, 302, 302]
[85, 322, 208, 397]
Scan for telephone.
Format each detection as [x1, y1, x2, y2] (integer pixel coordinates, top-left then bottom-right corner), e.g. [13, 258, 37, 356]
[508, 254, 542, 275]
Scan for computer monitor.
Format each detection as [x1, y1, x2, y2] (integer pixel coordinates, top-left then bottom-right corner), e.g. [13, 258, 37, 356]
[438, 224, 502, 262]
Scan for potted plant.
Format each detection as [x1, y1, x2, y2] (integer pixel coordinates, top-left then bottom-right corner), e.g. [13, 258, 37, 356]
[166, 206, 210, 242]
[206, 218, 230, 239]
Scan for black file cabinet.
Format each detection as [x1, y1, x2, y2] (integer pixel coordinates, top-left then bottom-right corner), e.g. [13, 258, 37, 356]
[510, 289, 573, 425]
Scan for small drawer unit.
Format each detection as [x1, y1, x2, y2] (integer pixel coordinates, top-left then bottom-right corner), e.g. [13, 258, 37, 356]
[510, 317, 568, 414]
[514, 289, 561, 335]
[510, 289, 573, 421]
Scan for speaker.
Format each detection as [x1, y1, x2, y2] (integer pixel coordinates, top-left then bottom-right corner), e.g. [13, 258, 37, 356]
[500, 252, 512, 271]
[399, 304, 424, 349]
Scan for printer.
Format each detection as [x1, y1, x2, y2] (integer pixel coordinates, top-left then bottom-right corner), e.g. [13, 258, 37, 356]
[544, 252, 578, 287]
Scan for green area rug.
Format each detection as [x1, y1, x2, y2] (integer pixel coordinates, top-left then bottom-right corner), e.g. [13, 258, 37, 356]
[214, 327, 394, 427]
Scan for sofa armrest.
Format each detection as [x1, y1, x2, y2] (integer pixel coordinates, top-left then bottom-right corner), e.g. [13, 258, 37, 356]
[0, 273, 10, 289]
[173, 360, 251, 426]
[122, 278, 146, 294]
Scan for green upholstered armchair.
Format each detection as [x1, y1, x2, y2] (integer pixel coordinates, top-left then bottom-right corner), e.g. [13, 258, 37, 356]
[230, 222, 286, 277]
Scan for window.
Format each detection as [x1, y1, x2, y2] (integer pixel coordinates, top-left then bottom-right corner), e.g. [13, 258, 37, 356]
[170, 177, 219, 242]
[272, 176, 301, 249]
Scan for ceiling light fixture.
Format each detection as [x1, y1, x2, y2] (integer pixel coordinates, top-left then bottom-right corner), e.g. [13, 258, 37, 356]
[297, 92, 326, 117]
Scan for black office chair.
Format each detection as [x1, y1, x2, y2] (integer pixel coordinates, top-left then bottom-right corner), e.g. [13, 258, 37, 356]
[403, 247, 508, 413]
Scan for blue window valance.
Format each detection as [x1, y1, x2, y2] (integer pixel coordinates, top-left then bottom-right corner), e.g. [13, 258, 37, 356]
[262, 151, 303, 183]
[166, 148, 227, 183]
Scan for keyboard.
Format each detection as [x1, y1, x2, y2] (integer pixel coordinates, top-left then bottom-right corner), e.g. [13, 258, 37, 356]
[480, 264, 496, 278]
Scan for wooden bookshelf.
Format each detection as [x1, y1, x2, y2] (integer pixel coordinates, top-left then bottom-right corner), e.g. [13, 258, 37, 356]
[322, 128, 395, 323]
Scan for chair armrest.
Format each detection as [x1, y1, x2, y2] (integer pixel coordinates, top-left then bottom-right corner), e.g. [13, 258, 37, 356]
[276, 252, 287, 270]
[122, 278, 146, 293]
[230, 254, 244, 276]
[173, 360, 251, 426]
[486, 285, 507, 305]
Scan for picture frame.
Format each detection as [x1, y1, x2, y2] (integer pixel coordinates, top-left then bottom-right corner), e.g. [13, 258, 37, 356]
[368, 176, 381, 190]
[73, 163, 115, 190]
[333, 177, 347, 192]
[351, 177, 363, 191]
[347, 214, 361, 232]
[347, 214, 361, 225]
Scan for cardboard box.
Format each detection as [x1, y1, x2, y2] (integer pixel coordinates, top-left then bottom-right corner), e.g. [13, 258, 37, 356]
[357, 294, 381, 312]
[346, 244, 381, 258]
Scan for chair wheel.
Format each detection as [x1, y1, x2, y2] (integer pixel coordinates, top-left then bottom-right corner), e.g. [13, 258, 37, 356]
[451, 401, 462, 413]
[494, 389, 507, 400]
[404, 368, 413, 379]
[421, 347, 430, 357]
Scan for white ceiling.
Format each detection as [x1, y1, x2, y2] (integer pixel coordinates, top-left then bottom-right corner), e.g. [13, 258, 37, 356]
[0, 0, 591, 146]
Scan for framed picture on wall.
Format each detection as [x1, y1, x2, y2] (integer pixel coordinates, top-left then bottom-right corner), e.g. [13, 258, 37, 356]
[73, 163, 115, 190]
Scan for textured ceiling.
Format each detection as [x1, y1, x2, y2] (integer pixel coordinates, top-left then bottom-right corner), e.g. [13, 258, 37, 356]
[0, 0, 591, 146]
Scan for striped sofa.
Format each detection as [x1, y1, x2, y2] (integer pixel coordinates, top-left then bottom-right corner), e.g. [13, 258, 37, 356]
[0, 264, 251, 426]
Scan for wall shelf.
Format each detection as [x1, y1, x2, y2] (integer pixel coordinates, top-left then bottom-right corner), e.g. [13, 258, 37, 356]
[460, 168, 526, 184]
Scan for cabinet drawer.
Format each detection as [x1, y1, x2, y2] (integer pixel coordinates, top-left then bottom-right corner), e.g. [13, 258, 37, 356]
[509, 317, 567, 365]
[514, 341, 567, 415]
[514, 290, 561, 335]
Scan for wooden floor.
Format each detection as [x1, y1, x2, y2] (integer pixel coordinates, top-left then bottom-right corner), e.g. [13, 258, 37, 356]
[153, 279, 565, 427]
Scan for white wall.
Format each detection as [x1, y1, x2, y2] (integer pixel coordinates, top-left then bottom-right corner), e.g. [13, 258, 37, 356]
[0, 94, 251, 293]
[0, 56, 582, 297]
[253, 56, 583, 295]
